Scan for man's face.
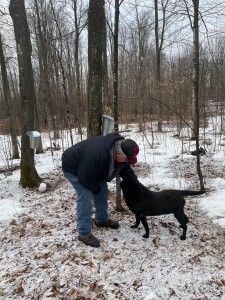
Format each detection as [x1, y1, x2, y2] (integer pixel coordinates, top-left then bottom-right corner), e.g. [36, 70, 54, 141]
[115, 151, 128, 163]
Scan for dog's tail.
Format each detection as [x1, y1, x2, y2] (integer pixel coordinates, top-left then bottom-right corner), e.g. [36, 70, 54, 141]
[174, 190, 206, 196]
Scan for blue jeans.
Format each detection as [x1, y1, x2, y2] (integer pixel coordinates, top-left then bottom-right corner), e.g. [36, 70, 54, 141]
[63, 171, 109, 236]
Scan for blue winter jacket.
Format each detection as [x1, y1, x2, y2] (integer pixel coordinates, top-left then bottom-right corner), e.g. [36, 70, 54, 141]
[62, 133, 138, 193]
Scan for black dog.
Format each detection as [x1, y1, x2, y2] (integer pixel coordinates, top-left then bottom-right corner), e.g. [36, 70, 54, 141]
[120, 180, 205, 240]
[191, 147, 207, 156]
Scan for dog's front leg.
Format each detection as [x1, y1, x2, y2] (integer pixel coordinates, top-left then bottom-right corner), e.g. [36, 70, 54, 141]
[131, 214, 140, 229]
[140, 215, 149, 238]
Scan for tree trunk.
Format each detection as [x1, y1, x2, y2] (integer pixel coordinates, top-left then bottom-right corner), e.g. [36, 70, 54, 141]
[154, 0, 162, 132]
[49, 0, 74, 145]
[87, 0, 104, 137]
[113, 0, 124, 211]
[113, 0, 119, 134]
[192, 0, 199, 140]
[0, 32, 19, 159]
[9, 0, 41, 187]
[154, 0, 168, 132]
[192, 0, 204, 190]
[73, 0, 83, 136]
[102, 7, 110, 114]
[34, 0, 58, 143]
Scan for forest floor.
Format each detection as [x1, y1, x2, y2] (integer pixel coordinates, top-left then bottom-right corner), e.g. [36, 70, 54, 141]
[0, 125, 225, 299]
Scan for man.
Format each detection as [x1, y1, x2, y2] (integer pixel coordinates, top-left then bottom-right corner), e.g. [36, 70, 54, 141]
[62, 133, 139, 247]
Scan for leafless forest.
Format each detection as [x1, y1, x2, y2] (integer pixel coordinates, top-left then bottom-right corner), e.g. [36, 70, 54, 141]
[1, 3, 225, 298]
[0, 0, 225, 186]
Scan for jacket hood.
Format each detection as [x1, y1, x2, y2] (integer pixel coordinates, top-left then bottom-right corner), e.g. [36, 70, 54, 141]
[103, 133, 124, 150]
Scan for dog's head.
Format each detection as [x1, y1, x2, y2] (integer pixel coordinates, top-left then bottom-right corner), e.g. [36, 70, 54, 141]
[120, 180, 143, 202]
[199, 147, 207, 155]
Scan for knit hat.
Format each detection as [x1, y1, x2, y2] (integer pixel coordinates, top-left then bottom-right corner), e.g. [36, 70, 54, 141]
[121, 139, 139, 165]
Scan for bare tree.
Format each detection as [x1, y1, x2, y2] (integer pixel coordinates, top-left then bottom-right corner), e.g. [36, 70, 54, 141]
[49, 0, 74, 145]
[0, 32, 19, 159]
[113, 0, 121, 134]
[154, 0, 169, 132]
[33, 0, 58, 142]
[192, 0, 204, 190]
[87, 0, 105, 137]
[71, 0, 87, 136]
[113, 0, 125, 211]
[182, 0, 204, 190]
[102, 3, 110, 115]
[9, 0, 41, 187]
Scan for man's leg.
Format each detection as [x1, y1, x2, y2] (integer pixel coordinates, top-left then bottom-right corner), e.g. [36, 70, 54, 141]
[93, 181, 119, 229]
[93, 181, 109, 223]
[63, 171, 93, 236]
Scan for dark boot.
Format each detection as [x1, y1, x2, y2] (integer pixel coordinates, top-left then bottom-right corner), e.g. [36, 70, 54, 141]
[96, 219, 119, 229]
[78, 234, 100, 247]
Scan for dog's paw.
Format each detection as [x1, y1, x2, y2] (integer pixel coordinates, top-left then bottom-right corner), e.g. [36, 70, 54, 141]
[180, 236, 186, 240]
[131, 224, 138, 228]
[142, 234, 149, 238]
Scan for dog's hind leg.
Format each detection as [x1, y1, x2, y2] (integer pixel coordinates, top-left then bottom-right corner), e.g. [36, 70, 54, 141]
[140, 215, 149, 238]
[174, 212, 188, 240]
[179, 214, 189, 227]
[184, 214, 189, 224]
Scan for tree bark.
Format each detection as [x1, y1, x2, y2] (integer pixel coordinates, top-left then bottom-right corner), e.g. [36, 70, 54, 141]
[113, 0, 124, 211]
[102, 5, 110, 115]
[49, 0, 74, 145]
[0, 32, 19, 159]
[73, 0, 83, 136]
[154, 0, 162, 132]
[87, 0, 104, 137]
[34, 0, 58, 143]
[9, 0, 41, 187]
[192, 0, 204, 190]
[154, 0, 168, 132]
[113, 0, 119, 133]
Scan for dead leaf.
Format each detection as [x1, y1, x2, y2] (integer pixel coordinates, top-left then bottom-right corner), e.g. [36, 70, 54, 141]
[152, 237, 160, 247]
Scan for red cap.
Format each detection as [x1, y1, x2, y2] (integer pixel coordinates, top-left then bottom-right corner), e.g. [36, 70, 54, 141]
[121, 139, 139, 165]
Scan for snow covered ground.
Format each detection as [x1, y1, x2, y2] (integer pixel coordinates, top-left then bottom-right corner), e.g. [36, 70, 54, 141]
[0, 120, 225, 299]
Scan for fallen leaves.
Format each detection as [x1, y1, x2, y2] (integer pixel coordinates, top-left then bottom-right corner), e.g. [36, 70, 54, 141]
[0, 170, 225, 300]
